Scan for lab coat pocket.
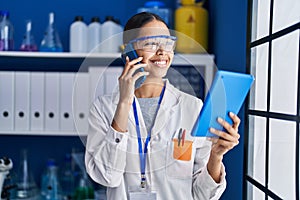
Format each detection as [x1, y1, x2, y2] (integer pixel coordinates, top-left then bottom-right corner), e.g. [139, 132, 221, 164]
[166, 140, 193, 179]
[172, 139, 192, 161]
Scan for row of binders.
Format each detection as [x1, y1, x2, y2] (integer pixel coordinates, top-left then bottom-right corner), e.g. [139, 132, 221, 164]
[0, 67, 122, 135]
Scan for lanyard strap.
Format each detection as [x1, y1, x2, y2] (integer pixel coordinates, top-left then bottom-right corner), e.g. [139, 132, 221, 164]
[132, 84, 166, 188]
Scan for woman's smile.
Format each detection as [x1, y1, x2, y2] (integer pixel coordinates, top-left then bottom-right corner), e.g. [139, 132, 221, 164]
[149, 58, 169, 68]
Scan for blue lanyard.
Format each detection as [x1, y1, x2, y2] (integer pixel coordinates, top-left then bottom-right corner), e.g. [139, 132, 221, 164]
[132, 84, 166, 188]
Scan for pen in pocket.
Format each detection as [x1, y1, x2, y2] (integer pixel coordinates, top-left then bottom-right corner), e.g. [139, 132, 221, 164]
[173, 129, 192, 161]
[182, 129, 186, 146]
[177, 128, 182, 147]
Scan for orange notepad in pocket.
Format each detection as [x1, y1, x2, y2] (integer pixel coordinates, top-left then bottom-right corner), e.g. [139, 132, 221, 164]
[172, 139, 192, 161]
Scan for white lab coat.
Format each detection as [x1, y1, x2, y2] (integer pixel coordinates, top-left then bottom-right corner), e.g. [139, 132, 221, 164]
[85, 80, 226, 200]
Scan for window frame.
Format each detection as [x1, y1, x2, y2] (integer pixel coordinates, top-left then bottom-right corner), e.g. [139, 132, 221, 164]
[244, 0, 300, 199]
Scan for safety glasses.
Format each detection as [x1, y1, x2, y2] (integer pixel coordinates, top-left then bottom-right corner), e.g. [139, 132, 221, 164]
[129, 35, 177, 52]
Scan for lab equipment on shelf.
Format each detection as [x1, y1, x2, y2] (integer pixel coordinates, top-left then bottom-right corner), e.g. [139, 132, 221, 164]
[59, 154, 75, 200]
[137, 1, 172, 27]
[0, 10, 14, 51]
[175, 0, 208, 53]
[40, 12, 63, 52]
[15, 149, 39, 200]
[87, 16, 101, 53]
[40, 159, 63, 200]
[19, 20, 38, 51]
[69, 16, 88, 53]
[72, 152, 94, 200]
[100, 16, 123, 53]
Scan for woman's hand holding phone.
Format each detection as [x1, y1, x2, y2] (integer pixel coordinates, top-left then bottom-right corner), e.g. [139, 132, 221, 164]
[118, 56, 149, 105]
[112, 56, 148, 133]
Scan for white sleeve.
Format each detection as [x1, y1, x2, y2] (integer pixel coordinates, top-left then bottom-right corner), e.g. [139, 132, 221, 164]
[85, 101, 128, 188]
[192, 139, 227, 199]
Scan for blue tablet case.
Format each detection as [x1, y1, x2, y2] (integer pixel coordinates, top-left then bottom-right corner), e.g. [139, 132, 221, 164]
[191, 70, 255, 137]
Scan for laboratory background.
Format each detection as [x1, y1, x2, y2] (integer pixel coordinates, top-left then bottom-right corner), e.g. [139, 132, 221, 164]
[0, 0, 299, 199]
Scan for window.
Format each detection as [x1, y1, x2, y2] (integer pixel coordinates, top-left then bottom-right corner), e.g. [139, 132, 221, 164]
[245, 0, 300, 199]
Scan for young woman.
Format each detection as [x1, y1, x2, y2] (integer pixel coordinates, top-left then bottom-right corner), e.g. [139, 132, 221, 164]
[85, 12, 240, 200]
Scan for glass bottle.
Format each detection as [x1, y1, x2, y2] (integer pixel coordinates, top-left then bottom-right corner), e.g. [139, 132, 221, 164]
[73, 176, 94, 200]
[15, 149, 39, 200]
[40, 12, 63, 52]
[19, 20, 38, 51]
[0, 10, 14, 51]
[72, 152, 94, 200]
[40, 159, 62, 200]
[59, 154, 75, 200]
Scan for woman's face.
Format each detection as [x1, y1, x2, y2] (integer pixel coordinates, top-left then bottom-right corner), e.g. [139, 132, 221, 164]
[135, 20, 175, 79]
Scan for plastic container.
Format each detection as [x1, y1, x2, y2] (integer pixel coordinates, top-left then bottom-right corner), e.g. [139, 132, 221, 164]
[100, 16, 123, 53]
[19, 20, 38, 51]
[138, 1, 172, 27]
[40, 12, 63, 52]
[87, 16, 101, 52]
[175, 0, 208, 53]
[114, 18, 124, 52]
[69, 16, 88, 53]
[0, 10, 14, 51]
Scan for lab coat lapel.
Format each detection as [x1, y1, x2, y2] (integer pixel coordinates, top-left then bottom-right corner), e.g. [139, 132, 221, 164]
[151, 80, 180, 136]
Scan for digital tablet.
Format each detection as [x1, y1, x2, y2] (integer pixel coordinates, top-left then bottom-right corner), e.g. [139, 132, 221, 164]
[191, 70, 255, 137]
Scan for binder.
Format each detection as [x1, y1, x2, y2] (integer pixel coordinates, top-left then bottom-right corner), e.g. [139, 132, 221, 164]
[14, 71, 30, 131]
[45, 72, 60, 132]
[0, 71, 15, 131]
[105, 67, 122, 94]
[73, 73, 90, 135]
[60, 72, 75, 132]
[88, 66, 105, 103]
[30, 72, 45, 131]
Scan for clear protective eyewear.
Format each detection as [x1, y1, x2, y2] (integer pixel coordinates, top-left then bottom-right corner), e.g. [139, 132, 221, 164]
[129, 35, 177, 52]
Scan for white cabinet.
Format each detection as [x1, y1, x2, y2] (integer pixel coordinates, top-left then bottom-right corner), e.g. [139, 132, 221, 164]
[0, 52, 215, 136]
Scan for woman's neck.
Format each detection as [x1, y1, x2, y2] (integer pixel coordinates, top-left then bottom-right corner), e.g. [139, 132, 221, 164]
[134, 78, 164, 98]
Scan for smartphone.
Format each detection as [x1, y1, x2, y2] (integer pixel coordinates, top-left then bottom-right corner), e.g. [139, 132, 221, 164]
[121, 43, 146, 88]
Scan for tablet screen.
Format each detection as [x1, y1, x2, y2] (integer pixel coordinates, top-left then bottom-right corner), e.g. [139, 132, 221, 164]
[191, 70, 254, 137]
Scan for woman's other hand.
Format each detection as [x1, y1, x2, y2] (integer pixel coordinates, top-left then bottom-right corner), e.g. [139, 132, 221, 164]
[209, 112, 241, 157]
[206, 112, 240, 183]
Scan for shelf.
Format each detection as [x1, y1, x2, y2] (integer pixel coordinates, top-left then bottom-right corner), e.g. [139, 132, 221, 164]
[0, 51, 121, 71]
[0, 51, 120, 59]
[0, 51, 215, 73]
[0, 131, 84, 136]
